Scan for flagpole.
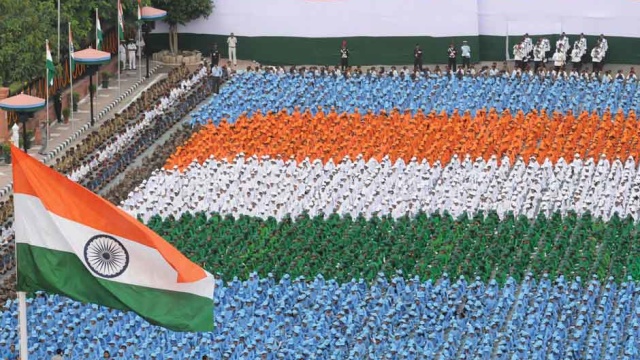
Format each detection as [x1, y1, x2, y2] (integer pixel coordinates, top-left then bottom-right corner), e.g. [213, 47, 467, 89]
[69, 23, 75, 133]
[118, 0, 122, 98]
[96, 8, 98, 49]
[139, 23, 142, 82]
[137, 0, 142, 82]
[45, 40, 50, 147]
[18, 291, 29, 360]
[118, 49, 121, 98]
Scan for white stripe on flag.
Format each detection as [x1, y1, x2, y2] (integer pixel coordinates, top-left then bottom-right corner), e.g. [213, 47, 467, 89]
[15, 193, 214, 298]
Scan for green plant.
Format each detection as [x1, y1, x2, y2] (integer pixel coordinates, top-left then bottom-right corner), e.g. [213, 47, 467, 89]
[101, 71, 111, 89]
[89, 84, 97, 95]
[1, 142, 11, 164]
[62, 107, 70, 120]
[72, 91, 80, 112]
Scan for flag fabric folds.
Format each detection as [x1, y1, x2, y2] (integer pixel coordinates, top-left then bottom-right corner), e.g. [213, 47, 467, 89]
[68, 24, 75, 72]
[96, 9, 104, 50]
[11, 146, 215, 332]
[45, 41, 55, 86]
[137, 0, 142, 21]
[118, 0, 125, 41]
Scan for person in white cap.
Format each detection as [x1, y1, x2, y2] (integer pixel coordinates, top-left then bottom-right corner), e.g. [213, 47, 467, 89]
[552, 48, 566, 72]
[513, 43, 525, 70]
[591, 44, 604, 74]
[127, 39, 137, 70]
[460, 41, 471, 69]
[227, 33, 238, 66]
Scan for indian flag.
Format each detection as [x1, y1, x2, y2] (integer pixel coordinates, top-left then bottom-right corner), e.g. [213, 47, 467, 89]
[46, 41, 55, 86]
[12, 146, 215, 332]
[68, 24, 75, 72]
[137, 0, 142, 21]
[117, 0, 124, 41]
[96, 9, 103, 50]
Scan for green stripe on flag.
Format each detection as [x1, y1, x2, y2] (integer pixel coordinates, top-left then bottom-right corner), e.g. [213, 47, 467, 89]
[97, 20, 103, 50]
[17, 243, 214, 332]
[46, 45, 56, 86]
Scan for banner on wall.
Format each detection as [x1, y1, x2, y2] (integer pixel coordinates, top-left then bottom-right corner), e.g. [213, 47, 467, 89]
[154, 0, 640, 39]
[153, 0, 479, 38]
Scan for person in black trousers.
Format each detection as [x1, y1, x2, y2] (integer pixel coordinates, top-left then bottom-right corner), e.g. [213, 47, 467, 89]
[447, 43, 457, 72]
[53, 88, 63, 123]
[210, 43, 220, 66]
[414, 44, 423, 72]
[340, 45, 349, 72]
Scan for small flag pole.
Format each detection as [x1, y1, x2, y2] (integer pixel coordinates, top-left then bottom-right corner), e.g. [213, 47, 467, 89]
[118, 49, 121, 98]
[138, 24, 142, 82]
[138, 0, 142, 82]
[12, 155, 29, 360]
[95, 8, 100, 87]
[118, 0, 123, 98]
[45, 40, 50, 146]
[18, 291, 29, 360]
[95, 8, 98, 49]
[69, 23, 75, 133]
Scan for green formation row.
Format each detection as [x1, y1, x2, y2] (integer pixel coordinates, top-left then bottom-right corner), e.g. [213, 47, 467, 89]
[146, 211, 640, 283]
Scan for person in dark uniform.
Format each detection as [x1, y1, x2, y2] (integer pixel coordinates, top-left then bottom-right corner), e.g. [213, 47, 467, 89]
[414, 44, 423, 72]
[340, 44, 349, 72]
[447, 43, 457, 72]
[53, 88, 63, 123]
[210, 43, 220, 67]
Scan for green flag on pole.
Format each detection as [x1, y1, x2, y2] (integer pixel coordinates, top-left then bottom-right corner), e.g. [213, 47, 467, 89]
[96, 9, 103, 50]
[118, 0, 124, 41]
[69, 24, 75, 72]
[46, 41, 56, 86]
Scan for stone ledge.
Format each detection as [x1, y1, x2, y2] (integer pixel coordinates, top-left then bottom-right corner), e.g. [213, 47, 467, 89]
[153, 50, 203, 65]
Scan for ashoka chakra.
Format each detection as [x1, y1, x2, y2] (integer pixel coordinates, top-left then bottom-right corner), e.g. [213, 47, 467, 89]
[83, 234, 129, 278]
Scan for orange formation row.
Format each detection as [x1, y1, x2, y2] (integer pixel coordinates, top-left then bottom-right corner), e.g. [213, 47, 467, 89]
[165, 108, 640, 170]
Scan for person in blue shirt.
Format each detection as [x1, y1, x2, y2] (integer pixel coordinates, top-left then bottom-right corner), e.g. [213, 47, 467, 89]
[212, 65, 223, 94]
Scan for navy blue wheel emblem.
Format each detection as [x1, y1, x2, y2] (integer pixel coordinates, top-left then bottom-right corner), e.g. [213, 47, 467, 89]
[84, 235, 129, 278]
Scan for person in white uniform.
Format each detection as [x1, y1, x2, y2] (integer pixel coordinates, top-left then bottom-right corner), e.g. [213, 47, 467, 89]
[557, 32, 570, 55]
[533, 39, 544, 71]
[118, 41, 127, 70]
[127, 39, 137, 70]
[570, 43, 582, 72]
[591, 44, 604, 73]
[577, 33, 587, 63]
[513, 43, 525, 70]
[460, 40, 471, 69]
[552, 48, 566, 72]
[227, 33, 238, 66]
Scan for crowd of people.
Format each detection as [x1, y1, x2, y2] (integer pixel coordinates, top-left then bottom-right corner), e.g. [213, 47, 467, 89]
[68, 66, 209, 190]
[0, 62, 224, 307]
[170, 108, 640, 168]
[189, 66, 640, 127]
[0, 33, 639, 359]
[101, 123, 202, 207]
[511, 33, 609, 73]
[1, 271, 639, 359]
[122, 151, 640, 224]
